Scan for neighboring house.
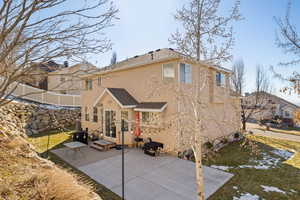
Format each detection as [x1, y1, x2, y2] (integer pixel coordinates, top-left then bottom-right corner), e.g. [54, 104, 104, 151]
[22, 61, 61, 90]
[80, 48, 240, 152]
[244, 92, 300, 125]
[48, 63, 97, 95]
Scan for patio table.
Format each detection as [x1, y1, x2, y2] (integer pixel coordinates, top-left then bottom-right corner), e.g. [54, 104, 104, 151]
[64, 141, 87, 158]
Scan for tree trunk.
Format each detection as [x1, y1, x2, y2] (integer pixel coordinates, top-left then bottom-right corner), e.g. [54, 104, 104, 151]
[193, 145, 205, 200]
[242, 120, 246, 130]
[241, 107, 246, 130]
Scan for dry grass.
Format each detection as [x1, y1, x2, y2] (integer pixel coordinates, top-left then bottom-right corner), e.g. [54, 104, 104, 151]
[34, 169, 95, 200]
[0, 132, 101, 200]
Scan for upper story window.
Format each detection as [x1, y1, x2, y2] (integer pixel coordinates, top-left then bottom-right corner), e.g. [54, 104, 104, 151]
[97, 76, 102, 86]
[162, 63, 175, 79]
[180, 63, 192, 84]
[85, 79, 93, 90]
[216, 72, 226, 87]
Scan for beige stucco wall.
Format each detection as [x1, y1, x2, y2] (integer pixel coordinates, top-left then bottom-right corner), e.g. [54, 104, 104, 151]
[81, 57, 240, 152]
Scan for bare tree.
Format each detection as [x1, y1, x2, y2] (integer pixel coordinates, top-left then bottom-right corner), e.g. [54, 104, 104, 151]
[237, 65, 270, 130]
[231, 59, 245, 95]
[0, 0, 118, 106]
[110, 51, 117, 65]
[273, 0, 300, 94]
[169, 0, 242, 64]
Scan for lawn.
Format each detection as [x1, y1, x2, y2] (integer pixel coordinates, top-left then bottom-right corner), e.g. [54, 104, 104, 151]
[206, 135, 300, 200]
[27, 129, 74, 153]
[27, 129, 121, 200]
[28, 129, 300, 200]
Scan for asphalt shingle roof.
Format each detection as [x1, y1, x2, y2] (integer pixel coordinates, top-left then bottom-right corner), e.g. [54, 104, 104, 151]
[135, 102, 167, 110]
[107, 88, 138, 106]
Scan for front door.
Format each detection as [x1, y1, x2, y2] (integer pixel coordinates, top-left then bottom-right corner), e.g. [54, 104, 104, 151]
[105, 110, 116, 138]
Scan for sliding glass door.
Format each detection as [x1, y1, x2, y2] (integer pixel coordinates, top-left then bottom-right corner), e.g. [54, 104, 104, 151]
[105, 110, 116, 138]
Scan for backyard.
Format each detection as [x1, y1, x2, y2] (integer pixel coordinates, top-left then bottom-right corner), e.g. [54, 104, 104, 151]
[27, 130, 300, 200]
[206, 135, 300, 200]
[26, 129, 121, 200]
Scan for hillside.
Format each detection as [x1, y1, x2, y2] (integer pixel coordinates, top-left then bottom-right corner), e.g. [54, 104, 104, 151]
[0, 102, 101, 200]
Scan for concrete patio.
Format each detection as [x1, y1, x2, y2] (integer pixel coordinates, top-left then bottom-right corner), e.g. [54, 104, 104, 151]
[52, 147, 233, 200]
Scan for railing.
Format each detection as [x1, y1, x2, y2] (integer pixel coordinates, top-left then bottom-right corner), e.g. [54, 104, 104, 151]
[1, 78, 81, 107]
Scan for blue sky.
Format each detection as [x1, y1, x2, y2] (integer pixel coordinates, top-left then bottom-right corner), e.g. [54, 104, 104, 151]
[88, 0, 300, 105]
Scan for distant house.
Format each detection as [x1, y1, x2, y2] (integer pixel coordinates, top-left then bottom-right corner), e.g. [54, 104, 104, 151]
[47, 63, 97, 95]
[22, 61, 61, 90]
[80, 48, 241, 152]
[244, 92, 299, 126]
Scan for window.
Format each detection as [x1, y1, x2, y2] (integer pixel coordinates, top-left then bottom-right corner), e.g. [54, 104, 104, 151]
[85, 79, 93, 90]
[85, 107, 89, 121]
[97, 76, 102, 86]
[216, 72, 226, 87]
[121, 111, 129, 131]
[285, 111, 290, 117]
[100, 108, 104, 132]
[142, 112, 150, 123]
[180, 63, 192, 83]
[162, 63, 175, 79]
[93, 107, 98, 122]
[60, 90, 67, 94]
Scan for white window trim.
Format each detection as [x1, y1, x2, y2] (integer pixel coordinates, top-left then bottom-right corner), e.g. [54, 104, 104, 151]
[162, 63, 175, 79]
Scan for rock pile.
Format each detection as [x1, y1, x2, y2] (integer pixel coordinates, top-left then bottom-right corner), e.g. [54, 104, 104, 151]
[0, 102, 80, 135]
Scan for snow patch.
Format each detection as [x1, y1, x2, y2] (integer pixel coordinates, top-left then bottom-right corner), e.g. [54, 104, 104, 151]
[261, 185, 286, 194]
[271, 149, 294, 160]
[233, 193, 261, 200]
[210, 165, 231, 171]
[290, 189, 297, 193]
[239, 153, 280, 169]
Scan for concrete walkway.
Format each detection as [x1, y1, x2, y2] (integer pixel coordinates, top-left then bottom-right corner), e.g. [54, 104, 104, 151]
[52, 148, 233, 200]
[250, 128, 300, 143]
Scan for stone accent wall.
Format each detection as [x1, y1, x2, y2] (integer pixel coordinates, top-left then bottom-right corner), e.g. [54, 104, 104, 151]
[0, 102, 80, 135]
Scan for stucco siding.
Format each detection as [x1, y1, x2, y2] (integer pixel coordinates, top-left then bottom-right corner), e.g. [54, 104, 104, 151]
[81, 56, 240, 152]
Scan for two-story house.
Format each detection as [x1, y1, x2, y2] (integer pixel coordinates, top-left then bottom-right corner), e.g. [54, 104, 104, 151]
[48, 63, 97, 95]
[244, 92, 299, 126]
[80, 48, 240, 152]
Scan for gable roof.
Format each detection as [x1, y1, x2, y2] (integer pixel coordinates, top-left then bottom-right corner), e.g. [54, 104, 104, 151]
[94, 88, 138, 108]
[32, 61, 61, 72]
[107, 88, 138, 107]
[247, 92, 300, 109]
[134, 102, 167, 112]
[83, 48, 232, 78]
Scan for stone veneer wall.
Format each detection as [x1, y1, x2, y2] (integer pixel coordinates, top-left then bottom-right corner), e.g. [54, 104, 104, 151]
[0, 102, 80, 135]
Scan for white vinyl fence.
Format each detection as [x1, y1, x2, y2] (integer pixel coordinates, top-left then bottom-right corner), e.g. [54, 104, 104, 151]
[1, 78, 81, 107]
